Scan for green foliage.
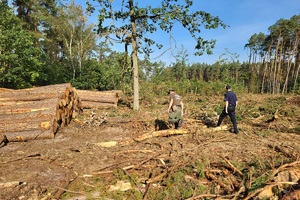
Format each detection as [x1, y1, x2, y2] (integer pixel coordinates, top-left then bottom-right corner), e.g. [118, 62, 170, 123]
[1, 0, 298, 97]
[294, 126, 300, 133]
[90, 0, 227, 57]
[72, 60, 103, 90]
[195, 160, 208, 178]
[250, 174, 268, 192]
[0, 3, 46, 88]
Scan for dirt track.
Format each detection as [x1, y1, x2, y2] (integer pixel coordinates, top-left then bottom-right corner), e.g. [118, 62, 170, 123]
[1, 94, 300, 200]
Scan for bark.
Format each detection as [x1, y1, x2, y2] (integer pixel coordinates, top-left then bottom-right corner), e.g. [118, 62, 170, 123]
[80, 101, 117, 109]
[0, 83, 82, 142]
[129, 0, 139, 110]
[0, 84, 121, 142]
[76, 89, 120, 105]
[4, 130, 55, 142]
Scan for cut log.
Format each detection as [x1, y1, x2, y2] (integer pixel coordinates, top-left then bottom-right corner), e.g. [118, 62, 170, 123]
[0, 83, 82, 142]
[79, 95, 118, 104]
[76, 89, 122, 97]
[76, 89, 120, 106]
[0, 84, 122, 142]
[80, 101, 117, 109]
[0, 181, 21, 188]
[0, 120, 53, 133]
[4, 129, 55, 142]
[0, 92, 59, 102]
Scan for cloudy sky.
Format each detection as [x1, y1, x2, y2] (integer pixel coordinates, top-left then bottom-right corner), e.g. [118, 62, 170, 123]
[75, 0, 300, 65]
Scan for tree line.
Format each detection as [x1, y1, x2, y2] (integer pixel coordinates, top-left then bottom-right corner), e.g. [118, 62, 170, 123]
[0, 0, 299, 102]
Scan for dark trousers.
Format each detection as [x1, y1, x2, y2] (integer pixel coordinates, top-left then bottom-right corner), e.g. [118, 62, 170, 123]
[217, 106, 238, 133]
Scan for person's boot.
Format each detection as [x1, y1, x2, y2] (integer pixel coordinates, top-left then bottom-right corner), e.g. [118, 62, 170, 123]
[174, 122, 179, 129]
[178, 119, 183, 128]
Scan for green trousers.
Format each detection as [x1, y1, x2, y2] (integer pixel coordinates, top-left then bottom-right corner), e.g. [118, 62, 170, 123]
[168, 107, 182, 123]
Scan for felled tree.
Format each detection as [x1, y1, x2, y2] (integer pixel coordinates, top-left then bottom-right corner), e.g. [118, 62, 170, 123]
[87, 0, 227, 110]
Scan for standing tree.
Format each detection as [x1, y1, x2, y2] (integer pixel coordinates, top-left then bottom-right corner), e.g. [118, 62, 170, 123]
[87, 0, 227, 110]
[55, 1, 97, 80]
[244, 32, 266, 93]
[0, 1, 45, 88]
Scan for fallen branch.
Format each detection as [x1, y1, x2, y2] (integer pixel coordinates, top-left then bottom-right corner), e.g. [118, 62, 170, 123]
[219, 155, 243, 176]
[1, 153, 41, 164]
[119, 129, 189, 145]
[270, 160, 300, 178]
[232, 186, 245, 200]
[185, 194, 220, 200]
[268, 144, 296, 159]
[92, 153, 165, 175]
[146, 170, 168, 184]
[53, 186, 84, 196]
[205, 170, 233, 193]
[244, 160, 300, 200]
[92, 165, 135, 175]
[117, 149, 155, 155]
[243, 183, 275, 200]
[52, 173, 79, 199]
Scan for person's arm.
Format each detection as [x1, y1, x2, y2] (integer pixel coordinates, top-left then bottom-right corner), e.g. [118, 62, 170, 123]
[236, 101, 238, 108]
[180, 101, 184, 116]
[225, 101, 229, 113]
[168, 99, 173, 113]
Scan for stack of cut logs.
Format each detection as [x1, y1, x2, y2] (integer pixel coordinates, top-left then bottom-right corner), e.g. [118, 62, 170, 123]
[0, 83, 121, 142]
[0, 83, 82, 142]
[76, 89, 121, 109]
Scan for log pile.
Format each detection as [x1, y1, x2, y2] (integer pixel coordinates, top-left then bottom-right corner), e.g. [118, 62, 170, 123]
[76, 89, 121, 109]
[0, 83, 82, 142]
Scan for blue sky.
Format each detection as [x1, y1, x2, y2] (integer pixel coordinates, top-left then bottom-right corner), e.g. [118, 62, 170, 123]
[75, 0, 300, 65]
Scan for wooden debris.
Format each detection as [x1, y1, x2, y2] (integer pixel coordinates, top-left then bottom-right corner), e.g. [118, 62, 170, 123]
[94, 141, 118, 147]
[1, 153, 41, 164]
[212, 125, 228, 131]
[119, 129, 189, 145]
[108, 180, 132, 192]
[0, 181, 22, 188]
[286, 95, 300, 106]
[219, 155, 243, 176]
[0, 83, 82, 142]
[282, 189, 300, 200]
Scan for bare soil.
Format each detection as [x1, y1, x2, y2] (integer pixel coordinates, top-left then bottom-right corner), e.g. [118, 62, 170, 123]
[0, 94, 300, 200]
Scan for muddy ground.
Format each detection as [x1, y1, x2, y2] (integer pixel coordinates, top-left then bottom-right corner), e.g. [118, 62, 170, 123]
[0, 94, 300, 200]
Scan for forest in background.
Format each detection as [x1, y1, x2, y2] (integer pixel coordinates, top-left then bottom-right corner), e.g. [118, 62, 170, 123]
[0, 0, 300, 99]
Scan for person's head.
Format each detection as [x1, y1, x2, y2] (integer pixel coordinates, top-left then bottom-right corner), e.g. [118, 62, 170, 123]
[168, 88, 175, 95]
[225, 85, 231, 91]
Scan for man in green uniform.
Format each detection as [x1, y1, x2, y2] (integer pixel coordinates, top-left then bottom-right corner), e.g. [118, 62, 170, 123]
[167, 89, 184, 129]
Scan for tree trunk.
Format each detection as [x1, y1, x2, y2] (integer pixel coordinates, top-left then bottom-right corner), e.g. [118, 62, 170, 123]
[129, 0, 139, 110]
[282, 45, 293, 94]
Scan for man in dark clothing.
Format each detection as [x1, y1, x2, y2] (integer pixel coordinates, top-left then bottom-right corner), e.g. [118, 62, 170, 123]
[167, 89, 184, 129]
[217, 85, 239, 134]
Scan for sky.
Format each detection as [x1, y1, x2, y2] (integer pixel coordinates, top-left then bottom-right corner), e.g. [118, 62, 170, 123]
[74, 0, 300, 65]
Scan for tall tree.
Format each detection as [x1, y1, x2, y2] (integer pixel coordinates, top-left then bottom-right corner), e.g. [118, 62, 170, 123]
[55, 1, 97, 80]
[87, 0, 227, 110]
[244, 32, 266, 93]
[0, 1, 45, 88]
